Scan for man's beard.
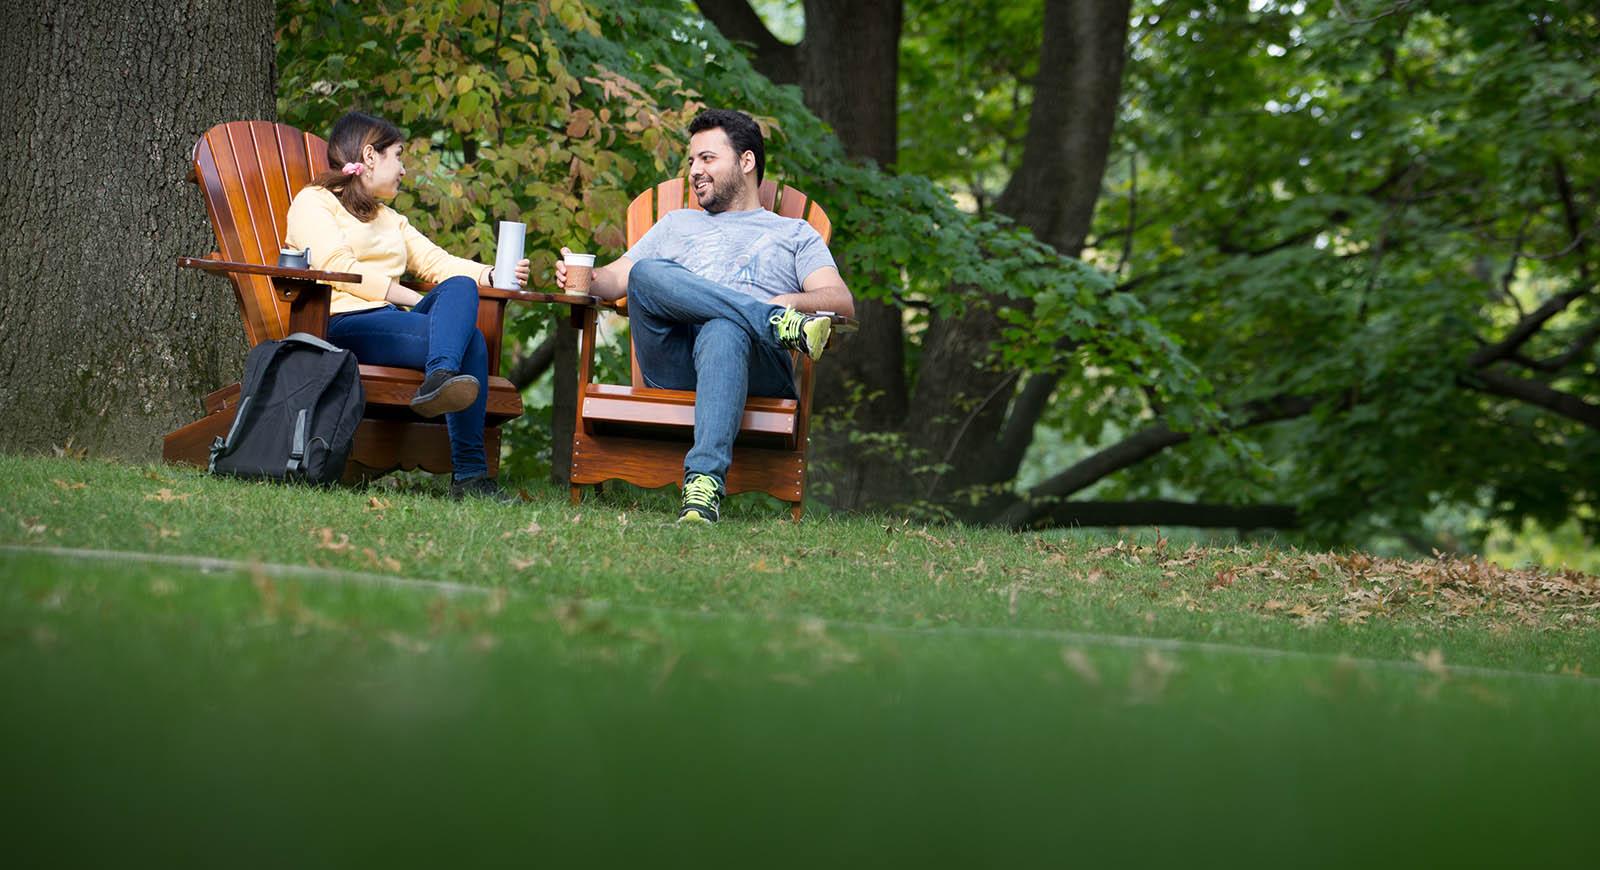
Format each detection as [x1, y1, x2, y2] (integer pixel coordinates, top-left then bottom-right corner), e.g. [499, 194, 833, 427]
[694, 171, 744, 213]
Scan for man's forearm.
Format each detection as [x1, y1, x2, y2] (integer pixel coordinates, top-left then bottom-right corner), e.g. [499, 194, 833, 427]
[591, 259, 633, 301]
[771, 285, 854, 317]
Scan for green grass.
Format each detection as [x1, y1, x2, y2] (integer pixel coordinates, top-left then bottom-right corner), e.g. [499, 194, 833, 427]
[3, 454, 1599, 865]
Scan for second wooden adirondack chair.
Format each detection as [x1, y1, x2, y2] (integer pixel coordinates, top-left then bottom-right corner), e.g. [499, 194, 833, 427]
[567, 177, 849, 520]
[163, 120, 590, 480]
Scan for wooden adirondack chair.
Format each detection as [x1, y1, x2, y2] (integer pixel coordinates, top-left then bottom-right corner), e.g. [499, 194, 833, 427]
[568, 178, 851, 520]
[163, 120, 589, 480]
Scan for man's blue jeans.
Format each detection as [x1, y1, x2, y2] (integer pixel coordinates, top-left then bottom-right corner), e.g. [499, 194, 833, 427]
[326, 276, 489, 479]
[627, 258, 797, 485]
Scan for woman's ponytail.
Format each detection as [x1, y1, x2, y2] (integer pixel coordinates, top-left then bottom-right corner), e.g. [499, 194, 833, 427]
[313, 111, 404, 222]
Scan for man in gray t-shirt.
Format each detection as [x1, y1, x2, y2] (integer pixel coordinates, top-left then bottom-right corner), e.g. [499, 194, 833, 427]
[624, 207, 837, 304]
[555, 109, 855, 524]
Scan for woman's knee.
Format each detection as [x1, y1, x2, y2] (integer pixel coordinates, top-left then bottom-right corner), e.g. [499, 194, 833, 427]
[437, 274, 481, 295]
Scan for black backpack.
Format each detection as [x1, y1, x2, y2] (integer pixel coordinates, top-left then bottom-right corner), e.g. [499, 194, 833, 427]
[209, 332, 365, 484]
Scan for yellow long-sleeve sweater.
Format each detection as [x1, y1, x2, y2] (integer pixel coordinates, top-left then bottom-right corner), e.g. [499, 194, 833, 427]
[284, 186, 487, 315]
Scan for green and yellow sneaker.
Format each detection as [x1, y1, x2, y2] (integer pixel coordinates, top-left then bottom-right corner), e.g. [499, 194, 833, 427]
[677, 472, 723, 524]
[769, 307, 832, 361]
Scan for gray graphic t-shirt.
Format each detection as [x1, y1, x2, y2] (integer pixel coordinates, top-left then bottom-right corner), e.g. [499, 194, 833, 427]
[625, 206, 836, 302]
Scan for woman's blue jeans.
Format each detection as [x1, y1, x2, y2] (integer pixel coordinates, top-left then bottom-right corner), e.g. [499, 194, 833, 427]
[326, 276, 489, 479]
[626, 258, 797, 485]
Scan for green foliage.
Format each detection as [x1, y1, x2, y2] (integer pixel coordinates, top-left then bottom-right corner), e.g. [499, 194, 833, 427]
[277, 0, 1207, 477]
[898, 0, 1600, 550]
[1104, 0, 1600, 546]
[898, 0, 1041, 211]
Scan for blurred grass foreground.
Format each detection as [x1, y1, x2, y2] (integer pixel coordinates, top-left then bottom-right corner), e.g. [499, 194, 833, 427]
[3, 453, 1598, 866]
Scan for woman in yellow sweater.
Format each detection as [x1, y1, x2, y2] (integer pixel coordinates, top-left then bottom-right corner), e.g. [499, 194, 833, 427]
[285, 111, 527, 502]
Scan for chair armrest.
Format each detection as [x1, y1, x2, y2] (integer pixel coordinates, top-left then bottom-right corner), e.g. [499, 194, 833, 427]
[824, 313, 858, 333]
[817, 312, 857, 348]
[478, 286, 599, 307]
[176, 256, 360, 285]
[401, 278, 597, 308]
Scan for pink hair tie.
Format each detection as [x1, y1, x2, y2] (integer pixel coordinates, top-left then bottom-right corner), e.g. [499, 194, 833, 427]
[341, 162, 365, 176]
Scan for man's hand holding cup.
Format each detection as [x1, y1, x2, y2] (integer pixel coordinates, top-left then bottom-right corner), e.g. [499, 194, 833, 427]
[557, 246, 596, 294]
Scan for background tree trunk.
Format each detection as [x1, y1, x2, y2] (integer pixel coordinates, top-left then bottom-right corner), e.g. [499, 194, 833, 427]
[0, 0, 277, 458]
[794, 0, 912, 510]
[697, 0, 910, 508]
[909, 0, 1132, 519]
[700, 0, 1133, 517]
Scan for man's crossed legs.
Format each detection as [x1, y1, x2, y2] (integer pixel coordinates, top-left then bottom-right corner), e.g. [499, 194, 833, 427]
[626, 258, 830, 522]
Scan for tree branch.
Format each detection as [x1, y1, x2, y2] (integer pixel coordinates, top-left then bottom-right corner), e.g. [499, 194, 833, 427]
[1467, 281, 1595, 368]
[508, 334, 559, 391]
[1507, 318, 1600, 373]
[1005, 499, 1298, 531]
[994, 393, 1325, 528]
[994, 373, 1060, 478]
[694, 0, 801, 84]
[1465, 367, 1600, 430]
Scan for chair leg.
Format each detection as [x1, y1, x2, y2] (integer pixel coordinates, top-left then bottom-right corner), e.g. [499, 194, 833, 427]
[569, 485, 582, 505]
[790, 502, 804, 523]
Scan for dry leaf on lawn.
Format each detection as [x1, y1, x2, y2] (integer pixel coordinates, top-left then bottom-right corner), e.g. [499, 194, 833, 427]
[1413, 648, 1448, 677]
[313, 527, 352, 552]
[361, 548, 401, 573]
[1060, 647, 1101, 685]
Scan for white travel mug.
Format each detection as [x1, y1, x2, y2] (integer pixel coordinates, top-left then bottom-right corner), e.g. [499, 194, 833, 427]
[492, 220, 526, 289]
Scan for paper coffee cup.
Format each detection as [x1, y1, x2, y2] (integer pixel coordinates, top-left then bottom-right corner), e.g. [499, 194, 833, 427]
[492, 221, 526, 289]
[563, 251, 596, 292]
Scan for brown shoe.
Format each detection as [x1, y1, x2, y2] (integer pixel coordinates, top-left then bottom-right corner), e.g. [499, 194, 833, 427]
[410, 369, 479, 417]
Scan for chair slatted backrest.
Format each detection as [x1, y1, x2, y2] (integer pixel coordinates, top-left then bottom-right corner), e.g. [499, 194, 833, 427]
[192, 121, 329, 346]
[622, 178, 834, 387]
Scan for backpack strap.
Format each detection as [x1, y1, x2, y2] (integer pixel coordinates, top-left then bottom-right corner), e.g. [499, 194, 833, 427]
[282, 332, 343, 353]
[286, 408, 309, 476]
[209, 395, 254, 471]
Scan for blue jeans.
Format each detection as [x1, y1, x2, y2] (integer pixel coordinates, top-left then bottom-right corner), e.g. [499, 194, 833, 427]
[627, 258, 797, 485]
[327, 275, 489, 479]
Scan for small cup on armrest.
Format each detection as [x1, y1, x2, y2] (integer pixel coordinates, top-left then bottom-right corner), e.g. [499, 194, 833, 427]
[277, 247, 310, 269]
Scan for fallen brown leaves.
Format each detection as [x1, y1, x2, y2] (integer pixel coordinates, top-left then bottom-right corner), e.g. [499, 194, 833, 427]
[312, 527, 352, 552]
[1065, 536, 1600, 629]
[1303, 551, 1600, 627]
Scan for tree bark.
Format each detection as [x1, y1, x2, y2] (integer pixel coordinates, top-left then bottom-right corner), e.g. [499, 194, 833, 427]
[696, 0, 1134, 514]
[694, 0, 800, 85]
[912, 0, 1132, 516]
[695, 0, 910, 507]
[1467, 367, 1600, 430]
[1003, 499, 1299, 531]
[0, 0, 276, 458]
[996, 392, 1324, 528]
[508, 334, 559, 391]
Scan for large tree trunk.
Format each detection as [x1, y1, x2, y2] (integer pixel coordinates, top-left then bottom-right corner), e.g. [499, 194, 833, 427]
[796, 0, 910, 508]
[697, 0, 910, 508]
[0, 0, 276, 459]
[910, 0, 1132, 519]
[696, 0, 1132, 516]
